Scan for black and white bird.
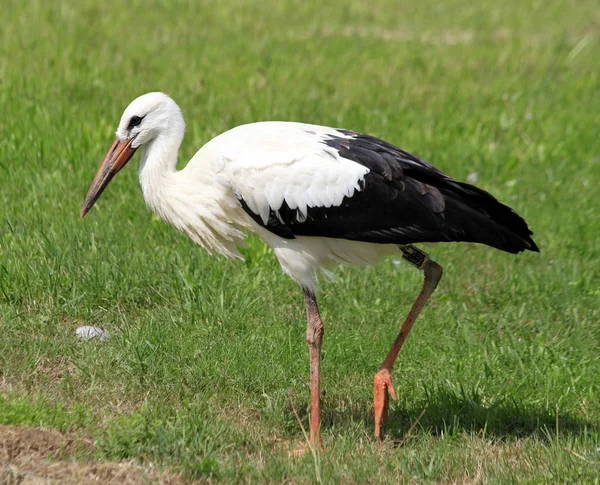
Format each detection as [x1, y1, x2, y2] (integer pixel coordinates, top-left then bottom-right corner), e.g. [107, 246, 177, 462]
[81, 92, 538, 444]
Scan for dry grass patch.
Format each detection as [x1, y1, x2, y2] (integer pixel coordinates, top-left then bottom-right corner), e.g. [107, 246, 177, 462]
[0, 425, 185, 485]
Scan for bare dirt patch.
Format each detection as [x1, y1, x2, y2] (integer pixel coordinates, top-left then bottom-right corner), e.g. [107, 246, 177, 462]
[0, 425, 185, 485]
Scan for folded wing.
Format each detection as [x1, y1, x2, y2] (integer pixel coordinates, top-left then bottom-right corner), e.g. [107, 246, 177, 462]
[221, 123, 538, 254]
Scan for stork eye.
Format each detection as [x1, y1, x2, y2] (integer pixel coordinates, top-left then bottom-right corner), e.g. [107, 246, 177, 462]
[128, 115, 143, 129]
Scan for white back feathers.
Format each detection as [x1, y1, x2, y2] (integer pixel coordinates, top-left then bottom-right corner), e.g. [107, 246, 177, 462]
[197, 122, 370, 225]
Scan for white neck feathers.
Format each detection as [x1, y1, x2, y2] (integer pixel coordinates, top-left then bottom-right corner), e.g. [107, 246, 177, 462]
[137, 129, 247, 259]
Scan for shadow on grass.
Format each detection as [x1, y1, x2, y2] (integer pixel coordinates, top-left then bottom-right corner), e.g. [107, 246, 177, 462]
[388, 388, 594, 442]
[305, 384, 596, 441]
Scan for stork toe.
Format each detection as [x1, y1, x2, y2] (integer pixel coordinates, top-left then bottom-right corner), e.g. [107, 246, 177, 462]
[373, 368, 397, 439]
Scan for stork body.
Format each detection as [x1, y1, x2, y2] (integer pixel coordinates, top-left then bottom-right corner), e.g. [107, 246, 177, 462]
[81, 93, 538, 444]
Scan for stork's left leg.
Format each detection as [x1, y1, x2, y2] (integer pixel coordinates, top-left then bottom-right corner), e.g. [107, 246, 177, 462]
[304, 290, 324, 446]
[374, 245, 443, 439]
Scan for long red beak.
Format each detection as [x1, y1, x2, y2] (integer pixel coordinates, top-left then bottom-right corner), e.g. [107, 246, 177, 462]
[80, 138, 138, 218]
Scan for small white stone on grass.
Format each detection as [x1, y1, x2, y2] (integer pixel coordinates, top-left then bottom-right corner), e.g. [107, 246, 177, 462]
[76, 325, 110, 341]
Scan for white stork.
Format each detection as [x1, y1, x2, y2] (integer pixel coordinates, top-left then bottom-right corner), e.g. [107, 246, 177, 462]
[80, 92, 538, 444]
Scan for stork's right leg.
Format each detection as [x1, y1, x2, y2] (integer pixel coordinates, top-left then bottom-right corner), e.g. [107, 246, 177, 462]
[304, 289, 324, 446]
[374, 245, 443, 439]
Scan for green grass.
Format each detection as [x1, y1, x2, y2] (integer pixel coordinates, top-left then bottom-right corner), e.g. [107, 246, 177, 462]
[1, 0, 599, 482]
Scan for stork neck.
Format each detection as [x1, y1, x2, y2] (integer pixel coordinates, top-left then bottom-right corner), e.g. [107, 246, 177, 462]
[138, 132, 181, 209]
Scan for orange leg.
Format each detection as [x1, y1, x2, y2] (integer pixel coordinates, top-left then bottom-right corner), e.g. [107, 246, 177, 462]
[374, 247, 443, 439]
[304, 290, 324, 446]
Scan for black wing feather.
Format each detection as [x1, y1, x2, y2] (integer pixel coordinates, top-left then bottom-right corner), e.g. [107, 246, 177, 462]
[239, 129, 539, 254]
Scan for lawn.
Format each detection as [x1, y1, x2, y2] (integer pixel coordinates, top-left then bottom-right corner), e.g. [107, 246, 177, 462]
[1, 0, 599, 482]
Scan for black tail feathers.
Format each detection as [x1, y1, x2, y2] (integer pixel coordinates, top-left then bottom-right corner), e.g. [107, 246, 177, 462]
[441, 180, 539, 254]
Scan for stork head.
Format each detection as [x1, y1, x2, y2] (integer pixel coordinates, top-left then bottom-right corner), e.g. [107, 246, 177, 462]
[80, 92, 184, 218]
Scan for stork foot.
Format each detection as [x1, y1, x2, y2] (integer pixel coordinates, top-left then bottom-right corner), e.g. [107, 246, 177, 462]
[373, 368, 397, 439]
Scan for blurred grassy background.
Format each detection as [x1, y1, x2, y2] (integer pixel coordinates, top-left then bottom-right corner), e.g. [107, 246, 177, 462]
[0, 0, 599, 482]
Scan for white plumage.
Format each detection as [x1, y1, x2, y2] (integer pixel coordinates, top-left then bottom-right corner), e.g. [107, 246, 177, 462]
[115, 94, 392, 291]
[81, 92, 537, 444]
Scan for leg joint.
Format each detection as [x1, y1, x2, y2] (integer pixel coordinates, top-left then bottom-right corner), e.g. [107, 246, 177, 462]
[306, 319, 324, 346]
[399, 245, 443, 282]
[423, 259, 443, 285]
